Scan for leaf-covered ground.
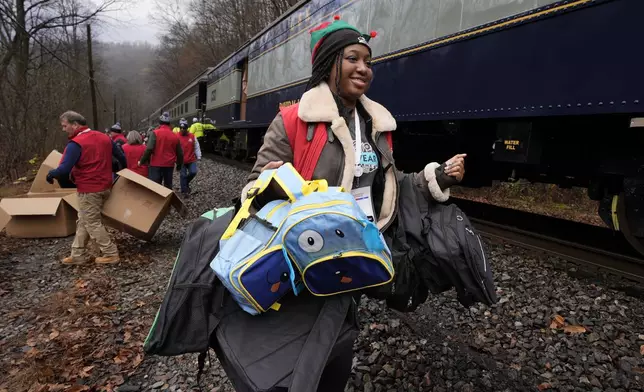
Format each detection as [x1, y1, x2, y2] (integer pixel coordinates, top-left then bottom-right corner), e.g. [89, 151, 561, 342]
[0, 161, 635, 392]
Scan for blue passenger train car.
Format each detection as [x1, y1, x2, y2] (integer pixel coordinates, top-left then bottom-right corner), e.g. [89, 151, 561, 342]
[146, 0, 644, 253]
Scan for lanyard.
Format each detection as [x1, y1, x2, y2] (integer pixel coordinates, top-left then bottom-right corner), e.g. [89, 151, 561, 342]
[354, 109, 363, 177]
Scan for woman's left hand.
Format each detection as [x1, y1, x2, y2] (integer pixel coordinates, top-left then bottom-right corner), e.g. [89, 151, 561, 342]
[444, 153, 467, 182]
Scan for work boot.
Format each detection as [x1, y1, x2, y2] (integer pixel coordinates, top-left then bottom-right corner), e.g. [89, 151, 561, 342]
[95, 255, 120, 264]
[62, 256, 89, 265]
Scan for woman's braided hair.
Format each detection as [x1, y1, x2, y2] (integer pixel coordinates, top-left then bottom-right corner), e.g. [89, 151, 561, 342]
[305, 49, 353, 122]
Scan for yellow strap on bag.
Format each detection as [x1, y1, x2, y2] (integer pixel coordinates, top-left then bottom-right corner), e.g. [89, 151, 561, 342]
[302, 179, 329, 195]
[222, 175, 271, 240]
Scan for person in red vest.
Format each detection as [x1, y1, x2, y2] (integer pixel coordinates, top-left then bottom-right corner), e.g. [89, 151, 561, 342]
[109, 122, 127, 145]
[46, 110, 125, 265]
[139, 111, 183, 189]
[122, 130, 148, 178]
[237, 18, 467, 391]
[177, 118, 201, 196]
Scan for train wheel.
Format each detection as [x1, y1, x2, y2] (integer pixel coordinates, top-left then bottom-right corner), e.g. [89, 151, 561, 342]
[615, 193, 644, 256]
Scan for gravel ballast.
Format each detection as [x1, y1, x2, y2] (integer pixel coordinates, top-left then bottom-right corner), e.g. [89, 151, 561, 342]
[1, 158, 643, 392]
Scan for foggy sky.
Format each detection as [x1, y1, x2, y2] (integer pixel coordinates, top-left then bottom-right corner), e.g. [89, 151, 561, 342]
[99, 0, 161, 44]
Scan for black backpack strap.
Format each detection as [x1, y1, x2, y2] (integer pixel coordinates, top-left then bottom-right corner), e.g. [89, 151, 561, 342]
[196, 283, 228, 387]
[289, 295, 352, 392]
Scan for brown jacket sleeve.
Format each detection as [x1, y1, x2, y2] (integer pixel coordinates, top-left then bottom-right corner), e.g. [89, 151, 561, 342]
[241, 113, 294, 200]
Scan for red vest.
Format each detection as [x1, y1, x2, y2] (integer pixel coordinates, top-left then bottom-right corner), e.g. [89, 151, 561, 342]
[178, 132, 197, 164]
[150, 124, 179, 167]
[122, 143, 149, 178]
[280, 103, 393, 180]
[112, 133, 127, 144]
[70, 127, 113, 193]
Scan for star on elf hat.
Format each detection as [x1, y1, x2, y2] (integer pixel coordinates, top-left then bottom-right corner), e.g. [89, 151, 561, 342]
[309, 15, 377, 64]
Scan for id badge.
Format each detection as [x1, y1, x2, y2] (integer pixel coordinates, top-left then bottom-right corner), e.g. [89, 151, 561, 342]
[351, 186, 376, 222]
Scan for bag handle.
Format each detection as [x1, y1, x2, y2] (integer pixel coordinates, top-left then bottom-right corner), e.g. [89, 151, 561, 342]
[222, 163, 308, 240]
[302, 179, 328, 195]
[289, 296, 352, 392]
[222, 170, 274, 239]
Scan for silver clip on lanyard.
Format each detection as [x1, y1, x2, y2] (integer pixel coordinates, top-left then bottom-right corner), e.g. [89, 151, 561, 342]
[354, 109, 363, 177]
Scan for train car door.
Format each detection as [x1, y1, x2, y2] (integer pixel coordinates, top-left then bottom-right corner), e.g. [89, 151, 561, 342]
[240, 58, 248, 121]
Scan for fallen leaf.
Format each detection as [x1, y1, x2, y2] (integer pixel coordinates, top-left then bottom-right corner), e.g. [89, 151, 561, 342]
[633, 367, 644, 374]
[563, 325, 587, 334]
[108, 374, 125, 386]
[132, 354, 143, 368]
[49, 330, 60, 340]
[114, 348, 134, 364]
[640, 345, 644, 355]
[79, 365, 94, 378]
[44, 385, 67, 391]
[136, 300, 146, 307]
[67, 329, 87, 341]
[25, 347, 40, 358]
[75, 280, 88, 289]
[26, 338, 37, 347]
[124, 331, 132, 343]
[538, 382, 553, 390]
[67, 385, 90, 392]
[549, 315, 565, 329]
[545, 362, 551, 369]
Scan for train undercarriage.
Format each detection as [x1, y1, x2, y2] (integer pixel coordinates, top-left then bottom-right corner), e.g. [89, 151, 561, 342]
[200, 113, 644, 256]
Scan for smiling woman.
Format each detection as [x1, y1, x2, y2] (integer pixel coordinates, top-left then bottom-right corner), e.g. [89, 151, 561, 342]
[225, 16, 466, 392]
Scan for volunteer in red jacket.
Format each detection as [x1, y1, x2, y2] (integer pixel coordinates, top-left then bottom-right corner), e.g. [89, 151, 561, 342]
[122, 130, 148, 178]
[47, 110, 124, 265]
[177, 118, 202, 195]
[139, 111, 183, 189]
[241, 18, 467, 391]
[109, 122, 127, 145]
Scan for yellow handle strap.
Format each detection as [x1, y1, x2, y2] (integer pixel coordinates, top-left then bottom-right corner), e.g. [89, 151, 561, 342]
[222, 196, 253, 239]
[302, 179, 329, 195]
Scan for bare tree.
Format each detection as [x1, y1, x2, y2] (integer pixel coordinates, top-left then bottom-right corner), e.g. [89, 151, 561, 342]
[0, 0, 126, 179]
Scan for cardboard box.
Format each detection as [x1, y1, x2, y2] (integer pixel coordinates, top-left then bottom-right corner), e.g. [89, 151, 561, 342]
[30, 150, 64, 193]
[102, 169, 187, 241]
[0, 194, 78, 238]
[26, 189, 77, 198]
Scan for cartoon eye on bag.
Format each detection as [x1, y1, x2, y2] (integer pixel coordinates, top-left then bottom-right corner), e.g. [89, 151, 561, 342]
[267, 269, 290, 293]
[298, 229, 324, 252]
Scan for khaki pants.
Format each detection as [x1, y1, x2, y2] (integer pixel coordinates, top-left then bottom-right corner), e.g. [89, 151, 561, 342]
[71, 190, 118, 258]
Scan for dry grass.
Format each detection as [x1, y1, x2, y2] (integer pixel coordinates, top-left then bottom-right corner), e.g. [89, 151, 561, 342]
[451, 181, 605, 227]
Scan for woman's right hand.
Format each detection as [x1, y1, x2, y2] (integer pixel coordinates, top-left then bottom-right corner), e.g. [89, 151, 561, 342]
[261, 160, 283, 172]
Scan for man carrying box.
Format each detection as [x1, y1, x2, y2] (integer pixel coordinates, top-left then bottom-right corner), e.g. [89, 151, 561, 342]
[46, 110, 124, 265]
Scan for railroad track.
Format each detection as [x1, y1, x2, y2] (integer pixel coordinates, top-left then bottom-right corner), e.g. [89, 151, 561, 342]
[205, 155, 644, 292]
[453, 197, 644, 295]
[204, 153, 253, 172]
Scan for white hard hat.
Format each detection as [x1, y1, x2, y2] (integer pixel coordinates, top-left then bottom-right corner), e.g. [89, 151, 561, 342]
[193, 117, 198, 122]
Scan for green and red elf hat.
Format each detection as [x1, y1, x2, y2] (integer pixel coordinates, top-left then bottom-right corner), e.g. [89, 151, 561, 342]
[309, 15, 377, 64]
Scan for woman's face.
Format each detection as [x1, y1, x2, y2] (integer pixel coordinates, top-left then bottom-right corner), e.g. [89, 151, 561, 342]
[329, 44, 373, 102]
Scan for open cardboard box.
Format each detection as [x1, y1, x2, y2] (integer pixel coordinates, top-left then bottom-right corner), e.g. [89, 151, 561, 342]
[0, 192, 78, 238]
[102, 169, 187, 241]
[0, 151, 186, 240]
[0, 150, 79, 238]
[30, 150, 65, 193]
